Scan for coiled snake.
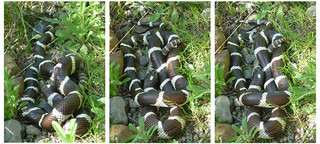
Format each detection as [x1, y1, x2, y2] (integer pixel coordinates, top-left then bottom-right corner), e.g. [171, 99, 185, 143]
[19, 24, 92, 135]
[228, 20, 291, 138]
[120, 21, 189, 138]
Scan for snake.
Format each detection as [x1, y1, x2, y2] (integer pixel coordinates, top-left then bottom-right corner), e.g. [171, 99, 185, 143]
[120, 21, 189, 138]
[227, 20, 291, 138]
[19, 24, 92, 136]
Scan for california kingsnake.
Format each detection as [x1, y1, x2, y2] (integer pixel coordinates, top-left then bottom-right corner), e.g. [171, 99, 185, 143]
[19, 24, 92, 135]
[228, 20, 291, 138]
[120, 21, 189, 138]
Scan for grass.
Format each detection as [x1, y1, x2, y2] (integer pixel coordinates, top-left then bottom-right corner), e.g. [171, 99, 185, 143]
[110, 2, 211, 143]
[4, 2, 105, 143]
[215, 1, 316, 143]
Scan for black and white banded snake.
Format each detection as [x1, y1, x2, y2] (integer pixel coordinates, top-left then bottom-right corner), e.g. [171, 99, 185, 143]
[120, 21, 189, 138]
[19, 24, 92, 136]
[228, 20, 291, 138]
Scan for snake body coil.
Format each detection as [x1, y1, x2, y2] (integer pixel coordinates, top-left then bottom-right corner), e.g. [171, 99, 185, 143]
[121, 21, 189, 138]
[19, 25, 92, 135]
[228, 20, 291, 138]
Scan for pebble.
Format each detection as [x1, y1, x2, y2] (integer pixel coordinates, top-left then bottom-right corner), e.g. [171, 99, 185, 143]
[110, 124, 135, 143]
[26, 125, 42, 136]
[4, 53, 21, 77]
[245, 54, 255, 64]
[110, 30, 119, 52]
[215, 95, 233, 123]
[306, 5, 316, 18]
[110, 50, 124, 77]
[215, 26, 226, 50]
[244, 67, 253, 79]
[12, 76, 24, 97]
[110, 96, 128, 124]
[215, 124, 237, 143]
[201, 8, 210, 20]
[128, 98, 140, 108]
[4, 119, 23, 142]
[215, 49, 230, 76]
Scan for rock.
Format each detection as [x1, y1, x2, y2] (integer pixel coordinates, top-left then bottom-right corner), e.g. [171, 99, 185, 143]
[243, 67, 253, 79]
[215, 49, 230, 76]
[4, 54, 21, 77]
[110, 124, 135, 143]
[201, 8, 210, 20]
[4, 119, 23, 142]
[241, 48, 248, 57]
[12, 76, 24, 98]
[129, 99, 140, 108]
[245, 54, 255, 64]
[110, 96, 128, 124]
[137, 68, 147, 81]
[110, 30, 119, 52]
[215, 26, 226, 50]
[306, 5, 316, 18]
[215, 124, 238, 143]
[110, 50, 124, 77]
[138, 55, 149, 66]
[215, 96, 233, 123]
[26, 125, 41, 136]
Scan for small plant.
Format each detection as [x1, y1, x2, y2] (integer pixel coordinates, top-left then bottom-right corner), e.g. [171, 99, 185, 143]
[187, 64, 210, 100]
[226, 117, 259, 143]
[110, 62, 130, 97]
[53, 1, 105, 55]
[4, 67, 20, 120]
[289, 61, 316, 102]
[52, 119, 77, 143]
[215, 63, 235, 96]
[121, 117, 158, 143]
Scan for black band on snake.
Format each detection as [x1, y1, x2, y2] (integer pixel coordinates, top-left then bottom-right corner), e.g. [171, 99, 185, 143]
[228, 20, 291, 138]
[19, 25, 92, 135]
[121, 21, 189, 138]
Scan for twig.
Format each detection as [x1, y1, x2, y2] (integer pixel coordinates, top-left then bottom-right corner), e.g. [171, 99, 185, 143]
[15, 61, 34, 77]
[215, 10, 255, 55]
[109, 11, 149, 54]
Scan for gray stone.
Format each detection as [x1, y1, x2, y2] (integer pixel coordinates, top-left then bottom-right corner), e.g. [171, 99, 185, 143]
[137, 68, 147, 81]
[201, 8, 210, 20]
[215, 96, 233, 123]
[129, 98, 140, 108]
[110, 96, 128, 124]
[241, 48, 249, 57]
[306, 5, 316, 18]
[4, 119, 23, 142]
[26, 125, 41, 136]
[245, 54, 255, 64]
[244, 67, 253, 79]
[138, 55, 150, 66]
